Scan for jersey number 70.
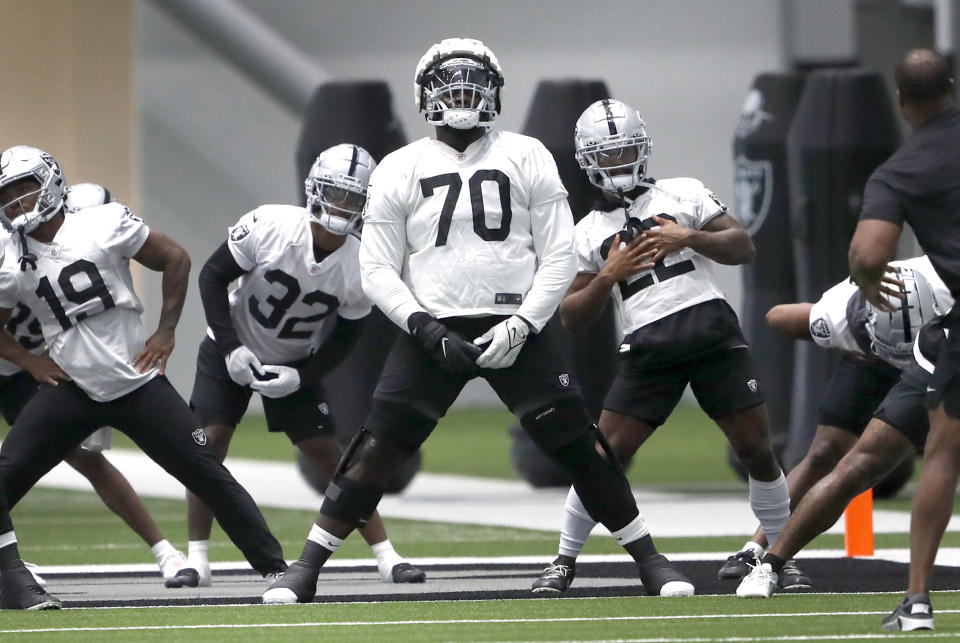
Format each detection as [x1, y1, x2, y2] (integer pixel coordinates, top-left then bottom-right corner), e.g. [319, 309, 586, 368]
[421, 170, 512, 246]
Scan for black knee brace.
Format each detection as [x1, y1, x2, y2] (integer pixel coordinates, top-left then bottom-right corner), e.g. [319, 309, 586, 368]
[366, 400, 437, 451]
[548, 428, 638, 531]
[519, 397, 592, 452]
[321, 474, 383, 528]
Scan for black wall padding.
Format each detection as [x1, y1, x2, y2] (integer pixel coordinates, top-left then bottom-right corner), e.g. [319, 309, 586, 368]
[294, 81, 421, 494]
[784, 69, 900, 468]
[731, 73, 807, 475]
[511, 80, 617, 487]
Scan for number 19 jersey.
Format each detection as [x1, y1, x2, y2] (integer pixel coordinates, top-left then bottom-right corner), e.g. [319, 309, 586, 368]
[225, 205, 371, 365]
[575, 178, 728, 338]
[0, 203, 153, 401]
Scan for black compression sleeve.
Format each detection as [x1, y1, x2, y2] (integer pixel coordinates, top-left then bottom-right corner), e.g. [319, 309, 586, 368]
[297, 316, 367, 387]
[198, 241, 247, 354]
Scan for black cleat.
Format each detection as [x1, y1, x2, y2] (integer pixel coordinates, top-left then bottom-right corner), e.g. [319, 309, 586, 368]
[882, 594, 934, 631]
[262, 560, 319, 604]
[777, 559, 812, 591]
[717, 548, 760, 580]
[164, 567, 199, 589]
[0, 565, 62, 610]
[637, 554, 695, 597]
[389, 562, 426, 584]
[531, 562, 575, 594]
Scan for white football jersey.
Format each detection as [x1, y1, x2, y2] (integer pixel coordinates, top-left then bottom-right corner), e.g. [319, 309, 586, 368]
[0, 203, 155, 401]
[575, 178, 729, 336]
[360, 130, 575, 331]
[0, 301, 44, 377]
[224, 205, 371, 365]
[808, 255, 953, 362]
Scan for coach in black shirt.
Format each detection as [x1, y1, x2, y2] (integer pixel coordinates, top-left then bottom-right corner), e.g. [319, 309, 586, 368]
[849, 49, 958, 632]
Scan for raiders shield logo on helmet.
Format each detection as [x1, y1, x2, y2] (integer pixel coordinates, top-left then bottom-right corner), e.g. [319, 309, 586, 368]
[733, 155, 772, 236]
[192, 427, 207, 446]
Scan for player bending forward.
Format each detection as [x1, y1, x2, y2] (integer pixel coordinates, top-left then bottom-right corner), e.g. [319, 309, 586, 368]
[185, 144, 423, 587]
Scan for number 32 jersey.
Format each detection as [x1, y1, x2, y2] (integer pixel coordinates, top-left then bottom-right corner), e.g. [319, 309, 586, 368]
[225, 205, 371, 365]
[0, 203, 154, 401]
[575, 178, 728, 337]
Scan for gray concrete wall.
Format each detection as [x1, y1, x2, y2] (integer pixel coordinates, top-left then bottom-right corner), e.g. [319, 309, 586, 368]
[136, 0, 784, 403]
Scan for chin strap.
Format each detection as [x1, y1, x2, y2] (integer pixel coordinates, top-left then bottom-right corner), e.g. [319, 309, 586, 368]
[17, 228, 36, 271]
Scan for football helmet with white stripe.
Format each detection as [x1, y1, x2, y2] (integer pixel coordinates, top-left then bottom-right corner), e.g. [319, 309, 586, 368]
[304, 144, 376, 235]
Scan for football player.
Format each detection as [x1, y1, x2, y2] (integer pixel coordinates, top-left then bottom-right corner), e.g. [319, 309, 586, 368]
[0, 183, 188, 587]
[185, 143, 424, 587]
[737, 261, 949, 598]
[263, 38, 692, 604]
[531, 99, 790, 594]
[0, 145, 287, 596]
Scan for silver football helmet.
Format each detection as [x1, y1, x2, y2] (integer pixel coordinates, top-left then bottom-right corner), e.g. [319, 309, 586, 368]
[865, 266, 942, 369]
[574, 99, 653, 193]
[0, 145, 67, 234]
[414, 37, 504, 130]
[65, 182, 112, 212]
[304, 144, 376, 235]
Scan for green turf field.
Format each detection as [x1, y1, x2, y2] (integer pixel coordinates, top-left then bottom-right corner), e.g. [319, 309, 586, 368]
[3, 405, 950, 640]
[2, 593, 958, 641]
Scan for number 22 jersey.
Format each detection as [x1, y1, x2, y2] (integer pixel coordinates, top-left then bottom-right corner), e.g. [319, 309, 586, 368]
[0, 203, 154, 401]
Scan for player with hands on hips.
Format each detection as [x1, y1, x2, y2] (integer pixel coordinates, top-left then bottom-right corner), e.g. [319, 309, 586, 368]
[0, 145, 289, 601]
[532, 99, 790, 595]
[264, 38, 692, 605]
[186, 144, 424, 587]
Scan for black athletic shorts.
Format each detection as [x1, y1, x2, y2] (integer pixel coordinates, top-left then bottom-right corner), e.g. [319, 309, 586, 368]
[189, 336, 334, 444]
[370, 316, 581, 448]
[603, 345, 764, 428]
[0, 370, 40, 426]
[928, 307, 960, 419]
[818, 354, 901, 435]
[873, 358, 929, 454]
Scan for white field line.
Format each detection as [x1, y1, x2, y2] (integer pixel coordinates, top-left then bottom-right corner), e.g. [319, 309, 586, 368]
[3, 610, 960, 635]
[494, 635, 960, 643]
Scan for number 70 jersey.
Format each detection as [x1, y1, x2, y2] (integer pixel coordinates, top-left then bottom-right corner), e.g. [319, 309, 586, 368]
[362, 131, 569, 318]
[575, 178, 729, 337]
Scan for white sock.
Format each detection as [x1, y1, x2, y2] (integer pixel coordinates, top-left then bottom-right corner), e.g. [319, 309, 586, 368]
[609, 512, 650, 546]
[187, 540, 209, 564]
[0, 531, 17, 550]
[150, 539, 177, 562]
[558, 487, 598, 558]
[308, 524, 343, 552]
[371, 539, 403, 568]
[749, 471, 790, 548]
[741, 540, 764, 557]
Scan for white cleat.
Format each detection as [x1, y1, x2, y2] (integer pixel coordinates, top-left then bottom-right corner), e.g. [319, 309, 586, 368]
[659, 580, 695, 597]
[736, 562, 778, 598]
[262, 587, 298, 605]
[158, 550, 186, 581]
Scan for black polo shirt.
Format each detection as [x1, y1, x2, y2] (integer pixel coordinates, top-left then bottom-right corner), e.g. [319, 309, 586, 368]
[860, 106, 960, 297]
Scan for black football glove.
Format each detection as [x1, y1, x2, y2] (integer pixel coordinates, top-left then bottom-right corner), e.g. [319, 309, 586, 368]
[407, 312, 482, 375]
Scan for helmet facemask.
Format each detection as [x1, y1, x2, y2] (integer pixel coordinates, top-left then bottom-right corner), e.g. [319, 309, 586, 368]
[420, 57, 502, 130]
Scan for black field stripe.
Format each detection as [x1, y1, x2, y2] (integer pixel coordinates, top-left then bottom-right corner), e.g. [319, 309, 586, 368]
[348, 145, 359, 177]
[601, 99, 617, 135]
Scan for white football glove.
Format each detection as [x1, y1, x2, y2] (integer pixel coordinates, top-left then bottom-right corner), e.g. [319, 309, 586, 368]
[473, 315, 530, 369]
[224, 345, 264, 386]
[250, 365, 301, 398]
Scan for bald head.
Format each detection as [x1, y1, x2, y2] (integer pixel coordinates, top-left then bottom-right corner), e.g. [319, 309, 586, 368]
[895, 49, 954, 104]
